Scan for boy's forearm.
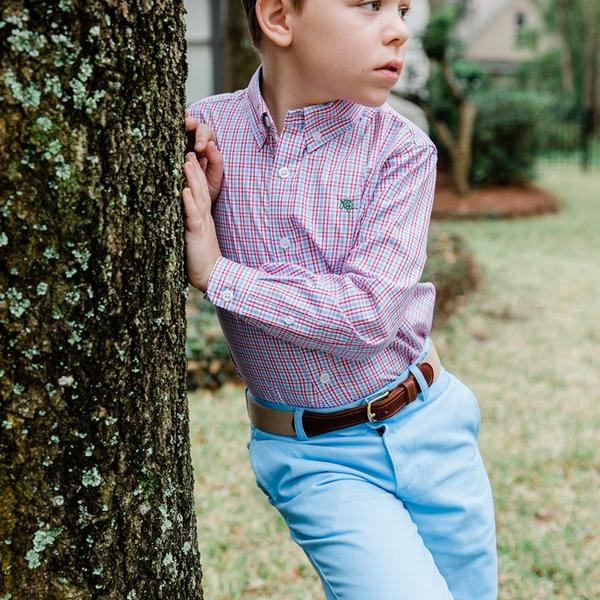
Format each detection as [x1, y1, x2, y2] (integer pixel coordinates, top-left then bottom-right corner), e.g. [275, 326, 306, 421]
[203, 256, 425, 361]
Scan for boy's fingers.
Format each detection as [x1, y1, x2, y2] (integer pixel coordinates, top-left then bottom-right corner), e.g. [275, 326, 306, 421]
[182, 188, 202, 225]
[185, 116, 198, 131]
[194, 125, 216, 153]
[184, 159, 203, 201]
[203, 141, 224, 181]
[185, 154, 209, 203]
[184, 118, 218, 157]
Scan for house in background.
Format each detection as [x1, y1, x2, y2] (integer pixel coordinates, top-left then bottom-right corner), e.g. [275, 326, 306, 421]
[455, 0, 559, 85]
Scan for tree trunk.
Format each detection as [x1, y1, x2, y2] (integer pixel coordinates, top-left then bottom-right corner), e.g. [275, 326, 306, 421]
[555, 0, 576, 95]
[581, 0, 599, 132]
[223, 0, 260, 93]
[0, 1, 203, 598]
[452, 101, 476, 196]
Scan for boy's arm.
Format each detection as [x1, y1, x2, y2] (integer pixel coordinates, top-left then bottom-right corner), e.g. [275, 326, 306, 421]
[205, 141, 438, 362]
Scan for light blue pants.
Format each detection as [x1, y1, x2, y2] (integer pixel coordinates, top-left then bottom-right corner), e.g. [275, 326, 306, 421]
[246, 340, 498, 599]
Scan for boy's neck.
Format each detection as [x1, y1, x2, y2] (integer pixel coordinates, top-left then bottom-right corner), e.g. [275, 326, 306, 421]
[259, 59, 332, 137]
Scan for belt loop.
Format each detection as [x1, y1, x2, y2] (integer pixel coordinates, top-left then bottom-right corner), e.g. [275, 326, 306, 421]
[408, 363, 430, 401]
[293, 409, 309, 441]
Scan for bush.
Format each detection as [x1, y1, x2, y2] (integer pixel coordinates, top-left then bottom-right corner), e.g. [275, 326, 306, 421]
[470, 89, 548, 186]
[185, 289, 241, 390]
[422, 225, 481, 326]
[513, 50, 581, 153]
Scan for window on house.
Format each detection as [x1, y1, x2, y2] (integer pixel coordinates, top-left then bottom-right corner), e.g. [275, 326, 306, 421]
[514, 11, 538, 49]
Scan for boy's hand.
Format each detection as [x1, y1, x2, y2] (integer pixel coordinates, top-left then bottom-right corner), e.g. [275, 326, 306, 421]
[182, 151, 223, 292]
[185, 112, 223, 204]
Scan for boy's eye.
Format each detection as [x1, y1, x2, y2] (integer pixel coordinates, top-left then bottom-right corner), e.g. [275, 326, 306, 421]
[360, 1, 411, 19]
[361, 0, 382, 10]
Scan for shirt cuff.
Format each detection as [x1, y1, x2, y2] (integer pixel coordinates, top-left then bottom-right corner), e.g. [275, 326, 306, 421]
[203, 256, 258, 310]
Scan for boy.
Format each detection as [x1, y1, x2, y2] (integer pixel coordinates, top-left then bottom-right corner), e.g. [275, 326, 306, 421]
[182, 0, 498, 598]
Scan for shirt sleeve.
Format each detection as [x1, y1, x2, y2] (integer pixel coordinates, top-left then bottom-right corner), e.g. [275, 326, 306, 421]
[204, 141, 438, 361]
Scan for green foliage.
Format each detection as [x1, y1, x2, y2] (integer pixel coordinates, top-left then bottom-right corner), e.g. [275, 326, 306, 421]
[422, 226, 480, 324]
[514, 48, 568, 98]
[425, 60, 546, 189]
[427, 59, 489, 127]
[470, 90, 547, 186]
[514, 50, 581, 153]
[185, 292, 240, 390]
[420, 1, 471, 62]
[421, 5, 460, 62]
[536, 0, 597, 111]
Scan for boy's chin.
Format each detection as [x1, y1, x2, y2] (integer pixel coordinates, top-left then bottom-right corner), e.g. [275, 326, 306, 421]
[358, 96, 391, 108]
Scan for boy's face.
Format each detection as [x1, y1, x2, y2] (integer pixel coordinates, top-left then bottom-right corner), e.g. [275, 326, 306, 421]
[284, 0, 411, 107]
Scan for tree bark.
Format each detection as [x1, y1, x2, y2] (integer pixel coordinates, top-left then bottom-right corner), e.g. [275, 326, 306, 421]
[452, 101, 476, 196]
[581, 0, 599, 128]
[0, 1, 203, 598]
[555, 0, 576, 95]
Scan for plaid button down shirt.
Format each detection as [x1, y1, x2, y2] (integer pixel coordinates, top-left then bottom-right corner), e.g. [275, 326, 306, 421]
[186, 65, 438, 408]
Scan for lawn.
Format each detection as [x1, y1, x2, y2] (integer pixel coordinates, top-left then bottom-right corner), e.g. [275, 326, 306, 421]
[188, 161, 600, 599]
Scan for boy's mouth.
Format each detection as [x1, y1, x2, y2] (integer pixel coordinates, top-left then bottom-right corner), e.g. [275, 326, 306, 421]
[376, 60, 403, 73]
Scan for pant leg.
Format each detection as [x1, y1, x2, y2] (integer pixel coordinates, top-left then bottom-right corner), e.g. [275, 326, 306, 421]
[386, 369, 498, 600]
[247, 423, 453, 600]
[246, 366, 497, 599]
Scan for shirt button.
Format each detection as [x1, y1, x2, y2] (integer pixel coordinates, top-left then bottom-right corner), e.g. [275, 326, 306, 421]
[320, 372, 332, 384]
[278, 166, 290, 179]
[282, 315, 295, 325]
[221, 288, 233, 302]
[279, 236, 291, 249]
[313, 131, 322, 143]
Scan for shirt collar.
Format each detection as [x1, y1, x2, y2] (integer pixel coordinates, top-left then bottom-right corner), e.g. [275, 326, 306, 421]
[245, 64, 365, 153]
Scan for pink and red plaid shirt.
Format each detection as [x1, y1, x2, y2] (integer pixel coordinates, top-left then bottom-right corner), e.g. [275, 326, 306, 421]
[187, 65, 438, 408]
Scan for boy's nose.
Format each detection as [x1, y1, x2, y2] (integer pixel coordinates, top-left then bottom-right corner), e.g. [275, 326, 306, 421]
[381, 12, 409, 45]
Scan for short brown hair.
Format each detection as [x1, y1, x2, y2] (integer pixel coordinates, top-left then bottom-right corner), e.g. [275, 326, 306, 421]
[240, 0, 305, 49]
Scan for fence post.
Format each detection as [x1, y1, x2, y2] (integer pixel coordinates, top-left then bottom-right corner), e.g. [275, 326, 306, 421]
[581, 106, 593, 171]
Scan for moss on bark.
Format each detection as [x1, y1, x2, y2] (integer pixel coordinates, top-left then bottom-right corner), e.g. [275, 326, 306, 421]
[0, 1, 203, 597]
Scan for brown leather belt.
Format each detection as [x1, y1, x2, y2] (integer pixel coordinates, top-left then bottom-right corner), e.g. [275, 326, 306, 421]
[246, 340, 442, 437]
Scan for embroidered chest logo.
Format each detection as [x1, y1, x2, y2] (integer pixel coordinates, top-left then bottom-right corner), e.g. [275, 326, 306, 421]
[340, 198, 355, 212]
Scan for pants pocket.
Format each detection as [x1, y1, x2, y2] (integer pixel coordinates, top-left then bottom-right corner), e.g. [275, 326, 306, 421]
[247, 437, 278, 504]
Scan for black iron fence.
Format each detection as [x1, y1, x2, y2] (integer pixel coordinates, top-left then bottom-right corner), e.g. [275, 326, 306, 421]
[538, 106, 600, 169]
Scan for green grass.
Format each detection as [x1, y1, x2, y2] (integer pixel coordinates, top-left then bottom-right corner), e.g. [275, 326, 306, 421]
[188, 161, 600, 599]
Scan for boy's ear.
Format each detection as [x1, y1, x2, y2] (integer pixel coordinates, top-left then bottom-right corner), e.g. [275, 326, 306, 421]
[255, 0, 295, 48]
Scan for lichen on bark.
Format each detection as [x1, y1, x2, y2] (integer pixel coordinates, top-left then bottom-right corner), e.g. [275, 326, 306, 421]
[0, 1, 203, 597]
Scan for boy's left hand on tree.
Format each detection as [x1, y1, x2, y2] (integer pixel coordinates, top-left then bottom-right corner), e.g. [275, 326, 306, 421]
[181, 151, 223, 292]
[185, 112, 223, 204]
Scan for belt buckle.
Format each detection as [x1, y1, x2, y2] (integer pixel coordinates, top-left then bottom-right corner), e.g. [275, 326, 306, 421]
[366, 390, 390, 423]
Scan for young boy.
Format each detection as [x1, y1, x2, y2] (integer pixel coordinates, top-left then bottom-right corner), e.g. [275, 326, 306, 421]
[182, 1, 498, 598]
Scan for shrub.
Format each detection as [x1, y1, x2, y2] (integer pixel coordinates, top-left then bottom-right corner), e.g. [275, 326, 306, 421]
[185, 289, 241, 390]
[470, 89, 547, 186]
[423, 225, 481, 326]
